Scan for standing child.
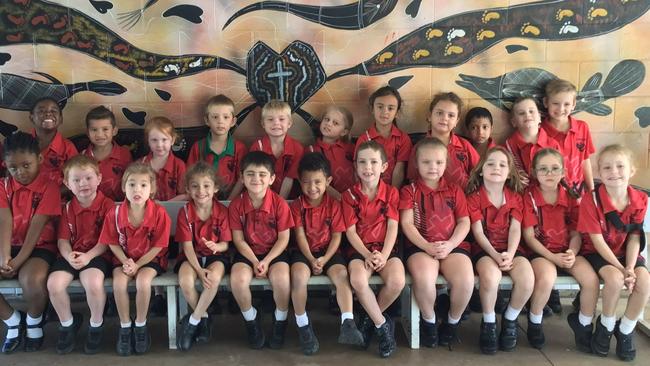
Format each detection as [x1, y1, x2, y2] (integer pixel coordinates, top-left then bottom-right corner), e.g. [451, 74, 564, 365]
[289, 152, 364, 355]
[465, 107, 496, 157]
[47, 155, 114, 354]
[141, 116, 186, 201]
[522, 148, 599, 351]
[466, 146, 534, 354]
[29, 97, 78, 185]
[343, 141, 405, 358]
[308, 106, 355, 200]
[399, 137, 474, 348]
[542, 79, 595, 196]
[0, 132, 60, 353]
[408, 92, 480, 190]
[81, 106, 132, 201]
[355, 86, 411, 188]
[228, 151, 294, 349]
[186, 95, 246, 200]
[577, 145, 649, 361]
[250, 100, 304, 199]
[98, 163, 171, 356]
[175, 162, 231, 351]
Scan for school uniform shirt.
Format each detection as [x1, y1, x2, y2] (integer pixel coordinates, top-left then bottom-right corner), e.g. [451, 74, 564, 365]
[541, 116, 594, 194]
[522, 185, 578, 254]
[82, 143, 132, 201]
[467, 186, 523, 254]
[174, 200, 232, 260]
[58, 191, 114, 261]
[505, 128, 561, 175]
[308, 138, 355, 193]
[141, 152, 186, 201]
[228, 189, 294, 256]
[186, 135, 246, 195]
[577, 185, 647, 257]
[399, 178, 471, 252]
[32, 130, 78, 186]
[407, 132, 480, 190]
[98, 199, 171, 269]
[341, 180, 399, 255]
[250, 135, 304, 194]
[0, 172, 61, 253]
[290, 193, 346, 253]
[355, 125, 412, 185]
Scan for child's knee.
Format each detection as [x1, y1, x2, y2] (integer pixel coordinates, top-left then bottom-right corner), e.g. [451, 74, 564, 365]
[603, 270, 625, 289]
[385, 275, 405, 293]
[633, 271, 650, 297]
[135, 275, 153, 292]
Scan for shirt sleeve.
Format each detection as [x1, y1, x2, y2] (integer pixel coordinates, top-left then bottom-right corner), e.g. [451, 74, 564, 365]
[386, 186, 400, 221]
[228, 199, 244, 232]
[581, 121, 596, 157]
[466, 141, 481, 173]
[406, 150, 418, 182]
[396, 134, 412, 162]
[216, 204, 232, 242]
[577, 192, 602, 234]
[466, 192, 483, 224]
[330, 200, 346, 233]
[341, 191, 359, 228]
[98, 206, 119, 245]
[509, 193, 523, 222]
[522, 192, 539, 229]
[58, 202, 72, 240]
[174, 205, 192, 243]
[275, 197, 295, 232]
[35, 182, 62, 216]
[287, 143, 304, 180]
[453, 186, 469, 219]
[398, 185, 415, 211]
[290, 200, 303, 228]
[151, 206, 171, 248]
[186, 142, 201, 167]
[0, 180, 9, 209]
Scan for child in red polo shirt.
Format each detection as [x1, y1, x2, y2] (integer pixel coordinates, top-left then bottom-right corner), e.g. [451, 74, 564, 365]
[522, 148, 599, 352]
[48, 156, 114, 354]
[0, 132, 60, 353]
[81, 106, 132, 201]
[308, 106, 355, 200]
[408, 92, 480, 190]
[466, 146, 534, 354]
[175, 162, 231, 351]
[141, 116, 186, 201]
[542, 79, 595, 196]
[186, 95, 246, 200]
[399, 137, 473, 348]
[29, 97, 78, 186]
[342, 141, 404, 358]
[98, 163, 171, 356]
[228, 151, 294, 349]
[577, 145, 649, 361]
[289, 153, 364, 355]
[250, 100, 304, 199]
[465, 107, 496, 158]
[355, 86, 411, 188]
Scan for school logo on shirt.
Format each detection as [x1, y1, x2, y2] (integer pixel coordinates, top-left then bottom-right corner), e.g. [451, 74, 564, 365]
[445, 199, 455, 210]
[268, 218, 277, 229]
[212, 225, 221, 238]
[168, 178, 177, 191]
[576, 139, 586, 152]
[379, 204, 388, 215]
[456, 152, 466, 162]
[227, 159, 235, 173]
[49, 157, 61, 168]
[112, 166, 124, 176]
[147, 230, 154, 242]
[283, 156, 293, 173]
[95, 217, 104, 233]
[32, 193, 43, 209]
[345, 151, 354, 162]
[324, 218, 332, 227]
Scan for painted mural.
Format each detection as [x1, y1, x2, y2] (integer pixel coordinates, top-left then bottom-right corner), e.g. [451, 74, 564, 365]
[0, 0, 649, 180]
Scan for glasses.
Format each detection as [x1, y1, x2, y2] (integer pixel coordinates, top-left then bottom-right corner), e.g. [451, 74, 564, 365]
[535, 167, 563, 176]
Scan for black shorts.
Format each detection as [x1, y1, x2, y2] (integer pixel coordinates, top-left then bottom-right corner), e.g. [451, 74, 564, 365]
[472, 250, 525, 265]
[11, 246, 56, 266]
[174, 255, 230, 273]
[233, 252, 290, 269]
[290, 250, 347, 272]
[404, 246, 471, 261]
[112, 261, 165, 276]
[50, 256, 111, 278]
[584, 253, 647, 273]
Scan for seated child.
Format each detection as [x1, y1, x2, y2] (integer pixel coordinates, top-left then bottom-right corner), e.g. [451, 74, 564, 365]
[141, 116, 186, 201]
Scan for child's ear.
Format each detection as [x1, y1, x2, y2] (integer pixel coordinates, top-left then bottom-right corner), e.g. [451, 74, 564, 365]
[542, 97, 549, 108]
[268, 174, 276, 186]
[112, 126, 119, 137]
[326, 176, 333, 186]
[381, 161, 388, 173]
[97, 173, 103, 184]
[231, 115, 237, 128]
[340, 128, 350, 138]
[630, 165, 636, 178]
[37, 154, 44, 164]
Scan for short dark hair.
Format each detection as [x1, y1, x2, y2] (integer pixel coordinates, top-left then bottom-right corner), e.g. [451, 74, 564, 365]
[86, 105, 116, 128]
[355, 140, 387, 164]
[30, 96, 62, 114]
[298, 152, 331, 178]
[240, 151, 275, 175]
[464, 107, 493, 128]
[3, 131, 40, 157]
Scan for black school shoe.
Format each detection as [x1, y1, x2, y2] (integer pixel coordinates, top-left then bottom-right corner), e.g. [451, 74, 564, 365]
[338, 318, 364, 346]
[499, 316, 518, 352]
[133, 324, 151, 354]
[614, 322, 636, 361]
[268, 315, 288, 349]
[420, 320, 438, 348]
[297, 322, 319, 355]
[526, 320, 545, 349]
[438, 321, 460, 350]
[567, 312, 592, 353]
[24, 315, 47, 352]
[375, 317, 396, 358]
[1, 311, 25, 354]
[56, 313, 83, 354]
[358, 313, 374, 349]
[244, 315, 265, 349]
[84, 324, 104, 354]
[177, 314, 198, 351]
[479, 320, 498, 355]
[547, 289, 562, 314]
[196, 316, 212, 343]
[591, 316, 613, 357]
[116, 326, 133, 356]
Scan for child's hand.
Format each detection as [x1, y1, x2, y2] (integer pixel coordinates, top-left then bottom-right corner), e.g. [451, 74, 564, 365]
[364, 256, 375, 271]
[202, 237, 221, 254]
[498, 251, 513, 271]
[255, 259, 268, 278]
[123, 258, 138, 276]
[0, 256, 13, 278]
[424, 243, 438, 257]
[432, 241, 453, 259]
[311, 257, 324, 275]
[559, 249, 575, 268]
[624, 267, 636, 292]
[372, 250, 387, 272]
[70, 251, 90, 270]
[200, 269, 214, 289]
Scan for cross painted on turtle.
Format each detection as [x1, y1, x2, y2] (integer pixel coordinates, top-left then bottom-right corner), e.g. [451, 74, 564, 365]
[268, 60, 293, 100]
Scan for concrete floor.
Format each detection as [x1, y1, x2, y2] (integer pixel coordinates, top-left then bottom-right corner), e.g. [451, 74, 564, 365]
[1, 296, 649, 366]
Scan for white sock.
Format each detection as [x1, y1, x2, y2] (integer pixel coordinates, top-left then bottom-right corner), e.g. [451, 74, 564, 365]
[60, 317, 74, 327]
[295, 313, 309, 327]
[438, 287, 449, 296]
[89, 320, 103, 328]
[26, 314, 43, 338]
[619, 316, 637, 335]
[447, 313, 460, 325]
[483, 312, 496, 323]
[341, 312, 354, 324]
[189, 314, 201, 326]
[578, 312, 593, 327]
[423, 314, 436, 324]
[274, 309, 288, 322]
[375, 317, 386, 328]
[135, 320, 146, 327]
[4, 311, 20, 338]
[242, 307, 257, 322]
[504, 305, 521, 321]
[529, 312, 543, 324]
[600, 315, 616, 332]
[120, 321, 132, 328]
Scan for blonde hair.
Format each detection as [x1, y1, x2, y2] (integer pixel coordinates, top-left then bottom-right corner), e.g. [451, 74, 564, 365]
[466, 146, 524, 194]
[545, 79, 577, 97]
[63, 155, 100, 181]
[121, 162, 157, 199]
[261, 100, 292, 121]
[144, 116, 179, 143]
[414, 137, 447, 161]
[597, 144, 635, 170]
[322, 105, 354, 141]
[204, 94, 235, 117]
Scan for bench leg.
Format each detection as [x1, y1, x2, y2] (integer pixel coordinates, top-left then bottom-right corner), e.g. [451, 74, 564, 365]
[166, 285, 178, 350]
[400, 285, 420, 349]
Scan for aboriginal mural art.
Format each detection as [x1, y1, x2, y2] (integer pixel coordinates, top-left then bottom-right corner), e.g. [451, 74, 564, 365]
[0, 0, 649, 179]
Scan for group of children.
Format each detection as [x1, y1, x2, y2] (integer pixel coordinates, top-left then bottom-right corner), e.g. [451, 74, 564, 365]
[0, 79, 648, 361]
